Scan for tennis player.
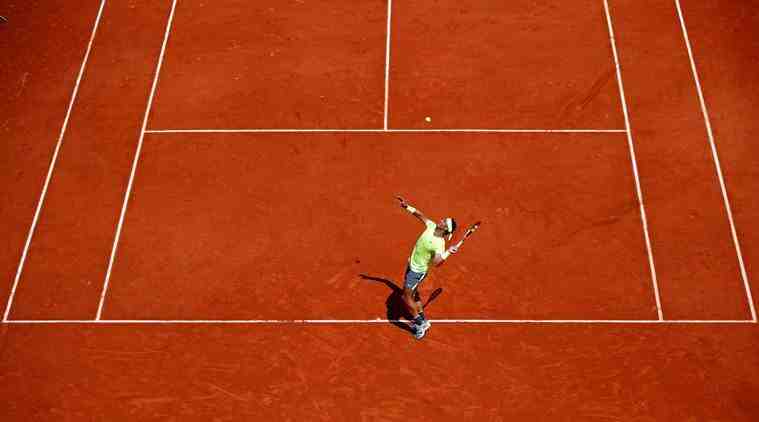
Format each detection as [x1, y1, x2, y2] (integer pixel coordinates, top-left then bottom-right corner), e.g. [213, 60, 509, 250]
[396, 196, 459, 340]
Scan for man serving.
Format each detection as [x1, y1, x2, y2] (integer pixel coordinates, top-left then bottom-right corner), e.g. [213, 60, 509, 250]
[396, 196, 460, 340]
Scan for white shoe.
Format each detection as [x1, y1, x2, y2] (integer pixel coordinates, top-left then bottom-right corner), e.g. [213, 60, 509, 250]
[414, 320, 430, 340]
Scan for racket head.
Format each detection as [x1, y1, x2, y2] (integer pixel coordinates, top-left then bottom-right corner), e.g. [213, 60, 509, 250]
[464, 221, 481, 238]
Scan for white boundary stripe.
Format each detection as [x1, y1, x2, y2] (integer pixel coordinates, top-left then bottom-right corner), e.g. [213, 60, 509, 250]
[674, 0, 757, 322]
[603, 0, 663, 320]
[383, 0, 393, 130]
[96, 0, 178, 320]
[144, 128, 628, 134]
[2, 319, 755, 324]
[2, 0, 107, 322]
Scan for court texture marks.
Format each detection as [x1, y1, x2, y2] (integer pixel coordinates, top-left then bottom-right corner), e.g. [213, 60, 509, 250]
[1, 0, 758, 420]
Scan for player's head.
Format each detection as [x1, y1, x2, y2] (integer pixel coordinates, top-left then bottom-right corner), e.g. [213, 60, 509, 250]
[437, 217, 457, 241]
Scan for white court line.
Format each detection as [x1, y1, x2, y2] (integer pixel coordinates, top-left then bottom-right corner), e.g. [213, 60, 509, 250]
[603, 0, 663, 320]
[675, 0, 757, 322]
[383, 0, 393, 130]
[2, 319, 755, 324]
[144, 128, 628, 134]
[2, 0, 107, 322]
[96, 0, 178, 320]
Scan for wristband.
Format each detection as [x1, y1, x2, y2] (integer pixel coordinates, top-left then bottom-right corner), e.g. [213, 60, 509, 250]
[405, 205, 417, 214]
[441, 250, 450, 260]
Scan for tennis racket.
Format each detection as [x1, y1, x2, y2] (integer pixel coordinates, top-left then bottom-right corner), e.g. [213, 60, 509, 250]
[454, 221, 481, 248]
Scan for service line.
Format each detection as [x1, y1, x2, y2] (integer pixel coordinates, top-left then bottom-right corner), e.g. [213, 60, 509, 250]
[383, 0, 393, 130]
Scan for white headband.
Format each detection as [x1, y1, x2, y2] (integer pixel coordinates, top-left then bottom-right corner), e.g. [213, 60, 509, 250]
[444, 218, 454, 240]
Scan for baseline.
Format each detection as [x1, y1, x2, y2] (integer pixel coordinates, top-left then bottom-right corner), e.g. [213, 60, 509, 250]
[145, 129, 627, 134]
[3, 319, 754, 325]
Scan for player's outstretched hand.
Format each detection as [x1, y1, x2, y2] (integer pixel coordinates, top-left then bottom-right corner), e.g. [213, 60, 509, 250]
[448, 244, 459, 254]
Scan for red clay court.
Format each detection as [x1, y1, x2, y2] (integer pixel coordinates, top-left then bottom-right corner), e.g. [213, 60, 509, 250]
[2, 0, 758, 419]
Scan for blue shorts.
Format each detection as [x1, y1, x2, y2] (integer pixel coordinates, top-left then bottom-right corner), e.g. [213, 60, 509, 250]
[404, 266, 427, 291]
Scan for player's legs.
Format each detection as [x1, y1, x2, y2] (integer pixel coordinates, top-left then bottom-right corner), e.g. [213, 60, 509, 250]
[403, 266, 430, 339]
[412, 289, 430, 331]
[403, 266, 426, 318]
[413, 289, 424, 315]
[402, 287, 423, 319]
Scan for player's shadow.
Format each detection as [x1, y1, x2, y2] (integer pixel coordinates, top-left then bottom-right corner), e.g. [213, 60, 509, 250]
[359, 274, 443, 333]
[359, 274, 415, 334]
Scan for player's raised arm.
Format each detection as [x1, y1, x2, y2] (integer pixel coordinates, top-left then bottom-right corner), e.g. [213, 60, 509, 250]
[396, 196, 432, 224]
[432, 221, 481, 266]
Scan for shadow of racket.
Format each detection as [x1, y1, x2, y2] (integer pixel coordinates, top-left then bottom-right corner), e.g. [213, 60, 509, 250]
[423, 287, 443, 308]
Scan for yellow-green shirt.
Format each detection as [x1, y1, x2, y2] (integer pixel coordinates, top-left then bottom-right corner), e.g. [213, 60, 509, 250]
[408, 220, 445, 273]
